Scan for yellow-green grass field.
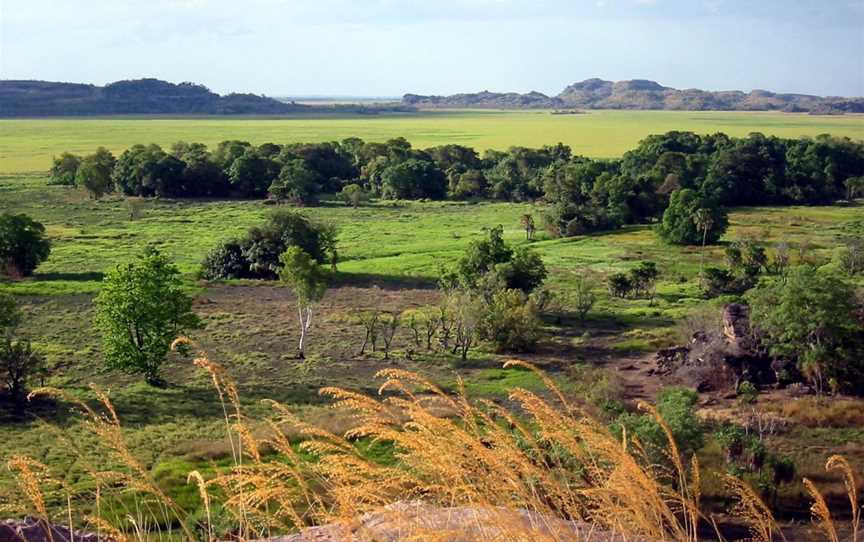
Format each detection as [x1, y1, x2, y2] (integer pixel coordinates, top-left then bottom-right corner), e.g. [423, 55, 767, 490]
[2, 109, 863, 174]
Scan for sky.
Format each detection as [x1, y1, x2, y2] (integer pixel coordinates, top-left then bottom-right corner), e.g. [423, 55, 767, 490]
[1, 0, 862, 97]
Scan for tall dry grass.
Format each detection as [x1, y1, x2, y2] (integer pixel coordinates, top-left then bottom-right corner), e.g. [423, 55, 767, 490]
[4, 340, 861, 541]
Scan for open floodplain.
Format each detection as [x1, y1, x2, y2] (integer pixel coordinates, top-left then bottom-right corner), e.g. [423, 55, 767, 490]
[1, 110, 863, 534]
[2, 109, 864, 174]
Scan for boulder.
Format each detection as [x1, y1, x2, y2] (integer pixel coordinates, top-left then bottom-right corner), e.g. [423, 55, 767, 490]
[273, 502, 657, 542]
[0, 518, 104, 542]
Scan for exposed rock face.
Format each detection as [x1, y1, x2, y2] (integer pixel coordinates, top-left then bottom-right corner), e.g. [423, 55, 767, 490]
[404, 78, 864, 112]
[0, 518, 104, 542]
[274, 502, 656, 542]
[654, 304, 779, 392]
[722, 303, 752, 354]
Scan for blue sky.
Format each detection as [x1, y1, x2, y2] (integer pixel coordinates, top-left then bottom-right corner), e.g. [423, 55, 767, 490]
[1, 0, 862, 97]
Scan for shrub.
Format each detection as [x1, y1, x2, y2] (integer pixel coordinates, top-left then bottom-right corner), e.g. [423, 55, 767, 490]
[269, 159, 321, 205]
[0, 213, 51, 277]
[478, 288, 542, 352]
[202, 211, 336, 280]
[76, 147, 116, 199]
[454, 225, 546, 292]
[200, 240, 248, 280]
[0, 293, 22, 335]
[340, 183, 367, 207]
[0, 338, 45, 413]
[49, 152, 81, 186]
[616, 387, 705, 459]
[607, 272, 632, 298]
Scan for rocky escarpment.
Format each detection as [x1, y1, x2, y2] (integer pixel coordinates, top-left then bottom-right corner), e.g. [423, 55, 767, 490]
[653, 303, 799, 393]
[404, 78, 864, 113]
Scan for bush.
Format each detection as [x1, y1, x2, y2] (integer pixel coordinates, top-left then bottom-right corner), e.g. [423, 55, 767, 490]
[200, 240, 248, 280]
[0, 293, 22, 334]
[615, 387, 705, 458]
[0, 213, 52, 277]
[340, 184, 367, 207]
[607, 272, 632, 298]
[454, 225, 546, 292]
[656, 189, 728, 245]
[269, 159, 321, 205]
[478, 288, 542, 352]
[0, 338, 46, 413]
[49, 152, 81, 186]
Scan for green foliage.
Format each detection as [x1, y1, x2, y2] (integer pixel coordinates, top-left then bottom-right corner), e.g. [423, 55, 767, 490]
[380, 158, 447, 200]
[278, 247, 328, 308]
[278, 247, 328, 358]
[201, 210, 335, 280]
[746, 266, 864, 393]
[0, 213, 51, 277]
[199, 240, 247, 280]
[657, 189, 728, 245]
[477, 287, 543, 353]
[269, 159, 321, 205]
[0, 338, 45, 412]
[94, 248, 201, 385]
[340, 183, 367, 207]
[615, 387, 705, 458]
[49, 152, 81, 186]
[0, 293, 22, 335]
[76, 147, 116, 199]
[454, 225, 546, 292]
[606, 261, 659, 299]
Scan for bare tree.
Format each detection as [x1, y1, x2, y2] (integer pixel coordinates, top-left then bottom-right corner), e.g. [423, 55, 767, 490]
[379, 312, 400, 360]
[357, 309, 381, 355]
[520, 213, 536, 241]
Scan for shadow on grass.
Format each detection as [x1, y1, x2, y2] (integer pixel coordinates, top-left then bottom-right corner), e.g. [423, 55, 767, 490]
[34, 271, 105, 282]
[331, 271, 437, 290]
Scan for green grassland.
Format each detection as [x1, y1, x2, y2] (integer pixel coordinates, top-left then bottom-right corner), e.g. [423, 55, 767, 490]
[2, 109, 863, 173]
[1, 110, 863, 522]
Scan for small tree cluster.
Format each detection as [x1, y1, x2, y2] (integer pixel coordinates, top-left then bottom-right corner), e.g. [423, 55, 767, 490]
[201, 210, 337, 280]
[607, 261, 660, 300]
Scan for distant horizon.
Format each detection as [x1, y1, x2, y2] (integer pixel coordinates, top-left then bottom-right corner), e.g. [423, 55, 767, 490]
[3, 76, 862, 100]
[2, 0, 862, 98]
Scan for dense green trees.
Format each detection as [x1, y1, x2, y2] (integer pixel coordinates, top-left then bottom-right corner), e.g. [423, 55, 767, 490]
[0, 213, 51, 277]
[656, 189, 728, 245]
[201, 210, 336, 280]
[57, 132, 863, 215]
[94, 247, 201, 385]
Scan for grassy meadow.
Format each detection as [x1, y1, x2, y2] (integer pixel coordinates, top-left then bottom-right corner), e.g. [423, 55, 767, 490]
[2, 109, 864, 174]
[1, 111, 863, 533]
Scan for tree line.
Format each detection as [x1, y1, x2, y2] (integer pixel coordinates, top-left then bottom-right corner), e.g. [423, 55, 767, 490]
[52, 132, 864, 227]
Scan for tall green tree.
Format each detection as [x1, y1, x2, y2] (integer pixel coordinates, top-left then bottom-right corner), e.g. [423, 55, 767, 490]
[656, 189, 728, 245]
[94, 248, 201, 385]
[76, 147, 116, 199]
[278, 247, 328, 359]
